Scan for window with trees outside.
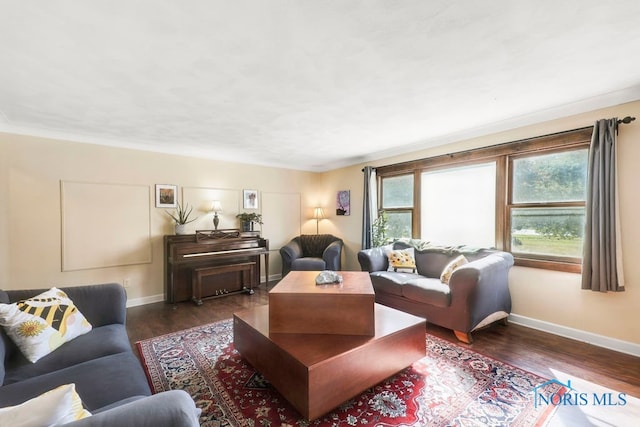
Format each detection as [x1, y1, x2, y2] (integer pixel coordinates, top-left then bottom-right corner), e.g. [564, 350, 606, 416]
[508, 148, 588, 266]
[375, 127, 592, 272]
[380, 174, 413, 240]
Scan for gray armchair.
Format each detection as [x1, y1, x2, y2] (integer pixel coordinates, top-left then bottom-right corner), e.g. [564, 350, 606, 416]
[280, 234, 343, 276]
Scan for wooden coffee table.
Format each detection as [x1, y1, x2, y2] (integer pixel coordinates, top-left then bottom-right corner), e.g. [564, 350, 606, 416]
[268, 271, 376, 335]
[233, 271, 426, 420]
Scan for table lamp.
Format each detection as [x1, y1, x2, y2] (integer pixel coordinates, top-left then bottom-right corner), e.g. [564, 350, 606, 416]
[211, 201, 223, 230]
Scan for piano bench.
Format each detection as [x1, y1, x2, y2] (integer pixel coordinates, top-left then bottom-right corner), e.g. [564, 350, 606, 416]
[191, 262, 256, 305]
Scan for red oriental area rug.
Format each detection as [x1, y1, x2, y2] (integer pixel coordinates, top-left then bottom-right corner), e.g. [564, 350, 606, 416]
[137, 319, 562, 426]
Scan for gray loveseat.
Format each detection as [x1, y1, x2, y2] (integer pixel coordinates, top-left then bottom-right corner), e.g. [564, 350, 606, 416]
[358, 241, 514, 343]
[0, 283, 200, 426]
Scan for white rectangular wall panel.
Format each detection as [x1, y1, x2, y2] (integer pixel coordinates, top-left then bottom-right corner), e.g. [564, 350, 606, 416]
[61, 181, 151, 271]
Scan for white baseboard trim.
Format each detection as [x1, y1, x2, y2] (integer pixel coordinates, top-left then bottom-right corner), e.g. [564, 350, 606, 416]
[267, 273, 282, 283]
[126, 293, 164, 308]
[124, 275, 282, 309]
[508, 313, 640, 357]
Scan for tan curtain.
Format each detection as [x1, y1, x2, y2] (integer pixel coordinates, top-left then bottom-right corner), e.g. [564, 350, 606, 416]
[581, 118, 625, 292]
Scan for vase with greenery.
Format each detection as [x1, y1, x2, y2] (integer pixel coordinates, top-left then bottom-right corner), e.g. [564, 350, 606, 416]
[166, 202, 198, 235]
[236, 212, 263, 232]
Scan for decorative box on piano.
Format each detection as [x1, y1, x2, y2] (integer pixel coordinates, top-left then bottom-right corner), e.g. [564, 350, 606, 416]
[163, 229, 269, 304]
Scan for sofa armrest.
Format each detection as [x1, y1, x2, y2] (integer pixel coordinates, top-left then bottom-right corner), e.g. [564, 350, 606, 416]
[6, 283, 127, 327]
[61, 390, 200, 427]
[357, 247, 390, 272]
[279, 239, 303, 276]
[280, 240, 303, 261]
[322, 240, 343, 271]
[447, 252, 514, 332]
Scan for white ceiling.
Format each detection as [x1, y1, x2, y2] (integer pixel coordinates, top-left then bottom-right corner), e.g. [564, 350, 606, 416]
[1, 1, 640, 172]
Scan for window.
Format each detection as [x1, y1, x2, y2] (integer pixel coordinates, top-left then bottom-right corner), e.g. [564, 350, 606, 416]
[421, 162, 496, 247]
[508, 149, 588, 264]
[375, 127, 592, 272]
[381, 174, 413, 239]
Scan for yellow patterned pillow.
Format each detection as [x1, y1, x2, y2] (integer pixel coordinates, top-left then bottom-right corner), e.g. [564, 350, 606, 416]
[387, 248, 417, 273]
[440, 255, 469, 284]
[0, 383, 91, 425]
[0, 288, 92, 363]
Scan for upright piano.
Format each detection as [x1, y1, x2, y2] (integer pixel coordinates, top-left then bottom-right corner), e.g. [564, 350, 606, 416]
[164, 230, 269, 304]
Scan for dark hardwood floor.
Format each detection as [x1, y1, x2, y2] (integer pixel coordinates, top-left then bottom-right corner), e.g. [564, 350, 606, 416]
[126, 283, 640, 399]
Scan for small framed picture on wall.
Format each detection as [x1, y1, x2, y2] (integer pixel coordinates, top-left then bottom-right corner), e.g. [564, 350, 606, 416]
[243, 189, 259, 209]
[336, 190, 350, 216]
[155, 184, 177, 208]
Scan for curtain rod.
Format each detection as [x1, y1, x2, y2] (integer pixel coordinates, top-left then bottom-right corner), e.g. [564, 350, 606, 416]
[364, 118, 635, 172]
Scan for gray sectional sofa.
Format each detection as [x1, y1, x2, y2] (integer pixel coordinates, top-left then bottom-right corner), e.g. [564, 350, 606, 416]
[358, 241, 514, 343]
[0, 283, 199, 426]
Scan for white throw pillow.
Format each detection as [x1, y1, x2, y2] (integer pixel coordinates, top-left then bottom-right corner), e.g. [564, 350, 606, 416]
[0, 383, 91, 426]
[0, 288, 92, 363]
[440, 255, 469, 284]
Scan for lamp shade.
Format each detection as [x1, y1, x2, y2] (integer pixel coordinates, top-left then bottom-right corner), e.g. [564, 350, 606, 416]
[211, 200, 223, 213]
[313, 207, 324, 220]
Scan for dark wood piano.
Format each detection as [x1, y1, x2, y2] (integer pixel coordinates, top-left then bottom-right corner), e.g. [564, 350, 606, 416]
[164, 229, 269, 305]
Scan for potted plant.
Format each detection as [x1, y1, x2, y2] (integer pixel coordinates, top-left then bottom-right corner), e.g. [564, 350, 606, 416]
[372, 210, 389, 247]
[166, 202, 198, 235]
[236, 212, 263, 232]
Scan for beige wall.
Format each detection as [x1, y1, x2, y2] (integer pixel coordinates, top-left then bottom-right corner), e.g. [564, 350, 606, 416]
[0, 142, 8, 288]
[1, 100, 639, 347]
[323, 100, 640, 346]
[316, 167, 366, 271]
[0, 134, 319, 301]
